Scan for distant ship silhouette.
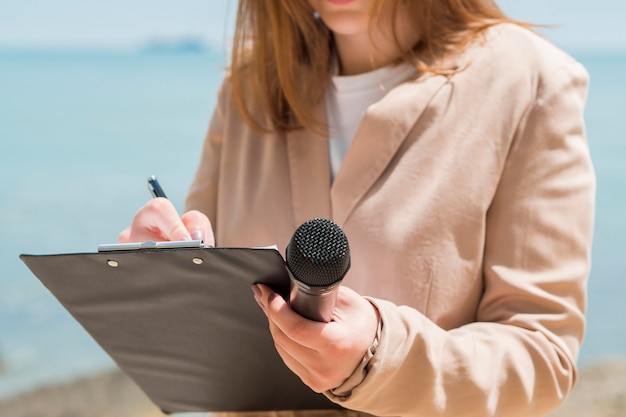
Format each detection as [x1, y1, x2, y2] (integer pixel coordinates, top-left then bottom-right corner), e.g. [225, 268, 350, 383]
[141, 37, 210, 54]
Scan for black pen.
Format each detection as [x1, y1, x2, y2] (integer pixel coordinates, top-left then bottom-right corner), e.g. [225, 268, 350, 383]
[147, 175, 167, 199]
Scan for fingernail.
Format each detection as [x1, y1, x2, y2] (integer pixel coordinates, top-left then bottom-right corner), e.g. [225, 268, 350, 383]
[251, 285, 265, 311]
[191, 230, 204, 241]
[251, 284, 262, 299]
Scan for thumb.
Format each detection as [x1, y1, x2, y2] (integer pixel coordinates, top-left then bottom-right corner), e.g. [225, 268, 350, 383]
[181, 210, 215, 246]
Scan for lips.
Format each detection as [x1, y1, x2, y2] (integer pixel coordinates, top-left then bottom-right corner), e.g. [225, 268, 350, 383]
[328, 0, 354, 5]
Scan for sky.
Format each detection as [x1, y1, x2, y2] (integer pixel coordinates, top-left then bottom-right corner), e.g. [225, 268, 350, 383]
[0, 0, 624, 53]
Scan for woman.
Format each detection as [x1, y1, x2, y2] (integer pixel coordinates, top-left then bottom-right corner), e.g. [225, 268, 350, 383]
[120, 1, 595, 416]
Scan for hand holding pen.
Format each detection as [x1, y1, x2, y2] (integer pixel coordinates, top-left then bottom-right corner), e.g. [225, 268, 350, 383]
[118, 175, 214, 245]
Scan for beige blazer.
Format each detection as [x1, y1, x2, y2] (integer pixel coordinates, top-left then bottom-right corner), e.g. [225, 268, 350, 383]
[186, 24, 595, 417]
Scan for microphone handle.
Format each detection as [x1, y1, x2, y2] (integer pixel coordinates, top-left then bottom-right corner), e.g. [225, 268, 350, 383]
[289, 277, 342, 322]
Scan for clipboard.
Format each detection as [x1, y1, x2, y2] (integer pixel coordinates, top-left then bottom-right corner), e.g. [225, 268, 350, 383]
[20, 240, 341, 414]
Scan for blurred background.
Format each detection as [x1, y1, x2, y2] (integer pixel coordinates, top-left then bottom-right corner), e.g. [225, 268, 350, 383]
[1, 0, 625, 416]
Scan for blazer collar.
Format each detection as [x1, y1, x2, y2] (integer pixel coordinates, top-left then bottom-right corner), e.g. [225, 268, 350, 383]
[286, 72, 449, 228]
[285, 109, 332, 228]
[331, 72, 449, 225]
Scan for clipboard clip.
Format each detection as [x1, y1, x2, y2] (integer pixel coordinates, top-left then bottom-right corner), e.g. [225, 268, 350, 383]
[98, 240, 209, 253]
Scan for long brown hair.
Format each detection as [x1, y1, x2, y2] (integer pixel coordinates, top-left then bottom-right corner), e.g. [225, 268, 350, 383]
[230, 0, 522, 134]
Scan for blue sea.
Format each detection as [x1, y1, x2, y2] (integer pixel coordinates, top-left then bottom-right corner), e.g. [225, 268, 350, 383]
[0, 48, 625, 400]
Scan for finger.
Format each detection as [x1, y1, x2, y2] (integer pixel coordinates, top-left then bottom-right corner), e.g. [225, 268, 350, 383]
[118, 226, 133, 243]
[126, 198, 191, 242]
[256, 284, 327, 350]
[272, 329, 342, 393]
[251, 285, 315, 370]
[181, 210, 215, 246]
[266, 312, 317, 359]
[272, 340, 323, 392]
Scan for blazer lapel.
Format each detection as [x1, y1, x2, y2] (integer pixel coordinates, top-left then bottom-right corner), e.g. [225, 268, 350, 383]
[331, 73, 449, 226]
[285, 72, 450, 229]
[285, 115, 332, 228]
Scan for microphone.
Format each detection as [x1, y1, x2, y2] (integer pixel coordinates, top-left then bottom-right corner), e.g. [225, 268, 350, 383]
[285, 218, 351, 322]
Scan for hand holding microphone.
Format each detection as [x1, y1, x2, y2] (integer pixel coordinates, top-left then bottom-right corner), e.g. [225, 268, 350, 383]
[252, 218, 379, 393]
[286, 218, 350, 322]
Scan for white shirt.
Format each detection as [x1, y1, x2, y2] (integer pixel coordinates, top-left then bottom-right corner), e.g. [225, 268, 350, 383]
[325, 62, 418, 178]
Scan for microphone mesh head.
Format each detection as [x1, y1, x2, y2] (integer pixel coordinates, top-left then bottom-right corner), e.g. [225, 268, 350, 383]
[286, 218, 351, 287]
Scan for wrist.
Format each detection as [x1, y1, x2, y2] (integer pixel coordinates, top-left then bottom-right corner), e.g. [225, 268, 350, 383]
[330, 301, 381, 397]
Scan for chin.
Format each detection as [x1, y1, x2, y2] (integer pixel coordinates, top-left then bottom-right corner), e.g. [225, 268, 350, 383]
[310, 0, 372, 35]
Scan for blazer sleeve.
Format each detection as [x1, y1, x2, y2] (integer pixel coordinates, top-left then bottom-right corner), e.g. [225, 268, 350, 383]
[184, 80, 228, 233]
[325, 61, 595, 416]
